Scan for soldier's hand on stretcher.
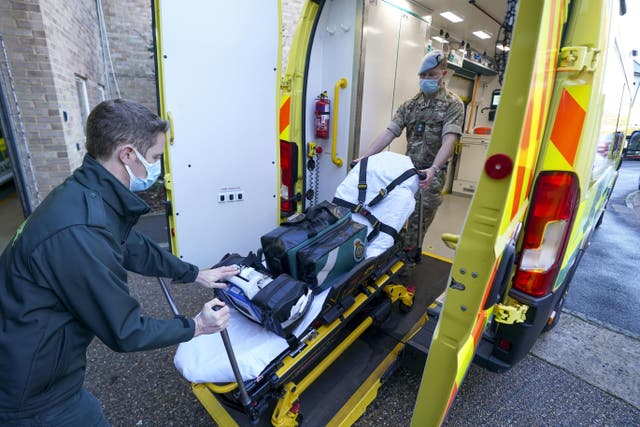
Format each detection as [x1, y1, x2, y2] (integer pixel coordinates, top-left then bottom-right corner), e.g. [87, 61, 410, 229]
[418, 167, 436, 189]
[193, 298, 230, 337]
[195, 266, 239, 289]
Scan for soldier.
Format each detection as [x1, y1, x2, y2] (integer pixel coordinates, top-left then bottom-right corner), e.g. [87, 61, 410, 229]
[358, 50, 464, 273]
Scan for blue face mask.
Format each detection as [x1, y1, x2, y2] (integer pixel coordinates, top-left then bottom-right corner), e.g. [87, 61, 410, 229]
[125, 148, 162, 192]
[420, 78, 440, 95]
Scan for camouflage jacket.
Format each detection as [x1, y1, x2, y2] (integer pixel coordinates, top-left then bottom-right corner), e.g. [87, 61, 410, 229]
[387, 86, 464, 168]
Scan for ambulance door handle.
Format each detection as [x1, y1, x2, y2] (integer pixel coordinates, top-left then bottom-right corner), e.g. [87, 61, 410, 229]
[331, 78, 348, 167]
[167, 111, 175, 145]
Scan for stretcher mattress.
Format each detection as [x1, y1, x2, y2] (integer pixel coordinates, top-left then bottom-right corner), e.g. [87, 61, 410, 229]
[174, 152, 418, 383]
[174, 289, 330, 383]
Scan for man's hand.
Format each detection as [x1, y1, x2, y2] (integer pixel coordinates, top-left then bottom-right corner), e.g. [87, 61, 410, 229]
[194, 266, 238, 289]
[418, 166, 437, 189]
[193, 298, 230, 337]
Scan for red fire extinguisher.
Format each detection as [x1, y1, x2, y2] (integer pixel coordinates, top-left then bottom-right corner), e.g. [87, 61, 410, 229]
[315, 91, 330, 139]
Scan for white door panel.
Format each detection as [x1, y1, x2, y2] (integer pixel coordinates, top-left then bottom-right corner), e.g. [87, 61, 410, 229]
[159, 0, 279, 268]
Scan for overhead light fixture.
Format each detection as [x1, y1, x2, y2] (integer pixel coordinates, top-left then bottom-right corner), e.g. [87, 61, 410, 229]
[473, 30, 492, 40]
[497, 43, 510, 51]
[433, 36, 449, 44]
[440, 11, 463, 23]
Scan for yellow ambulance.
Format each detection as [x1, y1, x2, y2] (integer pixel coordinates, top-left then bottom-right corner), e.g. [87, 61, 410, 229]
[153, 0, 633, 425]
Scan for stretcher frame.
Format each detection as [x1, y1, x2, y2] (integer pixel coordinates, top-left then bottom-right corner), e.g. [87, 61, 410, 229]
[177, 242, 457, 427]
[182, 177, 444, 426]
[188, 245, 418, 425]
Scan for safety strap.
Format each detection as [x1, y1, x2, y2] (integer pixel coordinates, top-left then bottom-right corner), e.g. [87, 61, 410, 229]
[367, 168, 421, 207]
[332, 158, 419, 242]
[357, 157, 368, 205]
[332, 197, 399, 242]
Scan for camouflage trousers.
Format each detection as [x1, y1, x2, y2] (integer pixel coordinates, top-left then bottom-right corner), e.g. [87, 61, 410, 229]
[400, 169, 444, 251]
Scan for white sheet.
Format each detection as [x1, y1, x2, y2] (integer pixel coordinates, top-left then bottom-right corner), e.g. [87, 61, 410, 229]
[334, 151, 418, 257]
[174, 289, 330, 383]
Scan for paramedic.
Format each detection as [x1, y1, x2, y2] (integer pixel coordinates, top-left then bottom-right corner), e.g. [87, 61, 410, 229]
[358, 50, 464, 263]
[0, 99, 236, 426]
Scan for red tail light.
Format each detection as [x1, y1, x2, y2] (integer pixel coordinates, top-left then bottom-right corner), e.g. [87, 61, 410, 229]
[513, 172, 580, 297]
[280, 140, 298, 215]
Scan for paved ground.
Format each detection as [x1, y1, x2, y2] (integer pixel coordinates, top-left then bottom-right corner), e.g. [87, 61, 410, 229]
[83, 161, 640, 426]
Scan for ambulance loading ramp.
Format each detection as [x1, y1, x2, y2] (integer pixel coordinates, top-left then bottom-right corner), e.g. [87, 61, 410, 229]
[192, 255, 450, 426]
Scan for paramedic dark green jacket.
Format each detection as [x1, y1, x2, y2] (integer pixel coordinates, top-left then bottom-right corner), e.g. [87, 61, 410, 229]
[0, 154, 199, 420]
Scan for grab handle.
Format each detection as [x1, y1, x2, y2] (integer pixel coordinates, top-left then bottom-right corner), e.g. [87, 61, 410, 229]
[441, 233, 459, 250]
[331, 78, 348, 167]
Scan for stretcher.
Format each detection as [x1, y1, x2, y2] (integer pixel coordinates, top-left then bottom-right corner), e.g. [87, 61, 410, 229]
[163, 153, 453, 426]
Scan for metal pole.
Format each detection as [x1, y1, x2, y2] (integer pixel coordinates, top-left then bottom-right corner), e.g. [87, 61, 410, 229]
[415, 171, 426, 264]
[156, 277, 255, 418]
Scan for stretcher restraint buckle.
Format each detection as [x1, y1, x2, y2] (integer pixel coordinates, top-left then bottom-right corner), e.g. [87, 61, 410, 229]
[353, 203, 363, 213]
[378, 188, 387, 198]
[357, 183, 367, 190]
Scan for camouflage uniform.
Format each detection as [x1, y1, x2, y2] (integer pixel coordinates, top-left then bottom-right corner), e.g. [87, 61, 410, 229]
[386, 86, 464, 252]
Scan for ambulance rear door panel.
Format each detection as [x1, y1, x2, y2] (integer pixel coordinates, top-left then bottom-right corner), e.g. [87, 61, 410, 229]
[413, 0, 571, 423]
[304, 0, 360, 204]
[157, 0, 279, 267]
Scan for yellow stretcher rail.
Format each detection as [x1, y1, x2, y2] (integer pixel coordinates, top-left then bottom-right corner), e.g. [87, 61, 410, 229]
[272, 316, 374, 426]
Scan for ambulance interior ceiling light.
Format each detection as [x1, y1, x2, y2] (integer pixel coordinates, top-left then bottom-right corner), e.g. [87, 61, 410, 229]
[496, 43, 510, 51]
[432, 36, 449, 44]
[472, 30, 492, 40]
[440, 11, 464, 23]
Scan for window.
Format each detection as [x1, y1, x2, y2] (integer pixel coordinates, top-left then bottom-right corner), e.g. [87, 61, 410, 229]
[75, 76, 90, 134]
[97, 84, 106, 102]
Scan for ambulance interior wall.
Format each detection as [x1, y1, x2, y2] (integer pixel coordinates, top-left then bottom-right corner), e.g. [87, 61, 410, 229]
[357, 1, 431, 159]
[304, 0, 360, 203]
[293, 0, 503, 205]
[355, 1, 501, 160]
[452, 74, 501, 133]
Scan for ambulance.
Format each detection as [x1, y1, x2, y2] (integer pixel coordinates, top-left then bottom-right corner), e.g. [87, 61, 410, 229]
[152, 0, 632, 425]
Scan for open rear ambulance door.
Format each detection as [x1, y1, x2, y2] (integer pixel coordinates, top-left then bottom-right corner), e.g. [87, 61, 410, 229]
[154, 0, 280, 267]
[412, 0, 573, 424]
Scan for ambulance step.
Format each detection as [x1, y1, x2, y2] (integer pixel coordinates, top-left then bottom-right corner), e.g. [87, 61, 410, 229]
[401, 295, 445, 374]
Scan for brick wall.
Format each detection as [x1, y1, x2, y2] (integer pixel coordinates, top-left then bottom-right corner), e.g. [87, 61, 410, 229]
[39, 0, 106, 174]
[0, 0, 304, 208]
[102, 0, 157, 114]
[0, 0, 67, 203]
[282, 0, 305, 70]
[0, 0, 155, 206]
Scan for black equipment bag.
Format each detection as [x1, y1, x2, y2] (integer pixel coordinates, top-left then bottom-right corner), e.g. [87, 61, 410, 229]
[296, 219, 367, 294]
[213, 253, 314, 338]
[260, 201, 352, 277]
